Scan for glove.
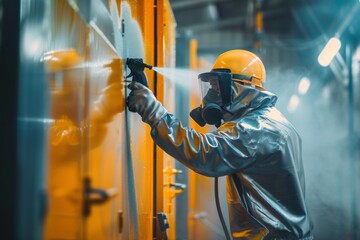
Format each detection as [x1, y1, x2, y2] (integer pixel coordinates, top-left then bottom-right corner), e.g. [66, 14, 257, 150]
[127, 81, 167, 127]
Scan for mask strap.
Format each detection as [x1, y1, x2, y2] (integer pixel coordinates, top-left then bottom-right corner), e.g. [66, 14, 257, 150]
[221, 106, 234, 116]
[232, 74, 252, 81]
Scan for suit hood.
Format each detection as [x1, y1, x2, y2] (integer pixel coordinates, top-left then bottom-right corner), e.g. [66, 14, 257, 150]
[223, 84, 278, 121]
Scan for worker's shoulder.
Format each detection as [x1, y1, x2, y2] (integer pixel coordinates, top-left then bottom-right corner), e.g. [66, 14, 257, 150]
[244, 107, 296, 136]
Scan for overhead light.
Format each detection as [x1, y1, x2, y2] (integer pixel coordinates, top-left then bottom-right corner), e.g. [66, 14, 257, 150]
[207, 4, 219, 21]
[298, 77, 311, 95]
[287, 95, 300, 113]
[318, 37, 341, 67]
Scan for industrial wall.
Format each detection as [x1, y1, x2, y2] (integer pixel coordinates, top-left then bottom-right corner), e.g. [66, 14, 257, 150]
[41, 1, 177, 239]
[1, 0, 182, 239]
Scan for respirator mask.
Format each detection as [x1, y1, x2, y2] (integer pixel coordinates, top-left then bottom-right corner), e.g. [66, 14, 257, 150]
[190, 70, 233, 128]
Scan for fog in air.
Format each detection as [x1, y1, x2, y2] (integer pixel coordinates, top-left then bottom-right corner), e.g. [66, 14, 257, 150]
[154, 64, 360, 239]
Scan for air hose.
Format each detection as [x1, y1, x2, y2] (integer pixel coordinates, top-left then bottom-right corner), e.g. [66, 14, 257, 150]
[215, 177, 232, 240]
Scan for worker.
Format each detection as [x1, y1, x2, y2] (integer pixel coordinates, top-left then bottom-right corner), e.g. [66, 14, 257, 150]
[127, 49, 313, 239]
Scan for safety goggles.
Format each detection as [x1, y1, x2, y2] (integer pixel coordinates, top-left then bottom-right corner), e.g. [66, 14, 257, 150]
[198, 69, 253, 106]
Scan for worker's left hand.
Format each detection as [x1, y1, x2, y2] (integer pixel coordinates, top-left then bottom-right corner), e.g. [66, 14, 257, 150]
[127, 81, 167, 126]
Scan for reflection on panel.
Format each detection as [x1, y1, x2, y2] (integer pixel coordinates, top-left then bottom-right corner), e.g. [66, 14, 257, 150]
[43, 1, 87, 238]
[45, 49, 85, 238]
[16, 0, 177, 239]
[85, 24, 124, 240]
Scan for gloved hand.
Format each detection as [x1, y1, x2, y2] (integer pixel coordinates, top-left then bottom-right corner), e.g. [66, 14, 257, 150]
[127, 81, 167, 127]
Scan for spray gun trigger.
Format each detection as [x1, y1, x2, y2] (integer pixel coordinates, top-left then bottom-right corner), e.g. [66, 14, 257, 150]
[125, 72, 133, 79]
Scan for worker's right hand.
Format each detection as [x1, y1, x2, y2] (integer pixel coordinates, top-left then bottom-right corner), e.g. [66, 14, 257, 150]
[127, 81, 167, 126]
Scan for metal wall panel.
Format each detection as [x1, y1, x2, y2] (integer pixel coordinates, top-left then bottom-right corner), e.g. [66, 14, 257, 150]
[1, 0, 21, 239]
[159, 1, 177, 239]
[17, 1, 49, 240]
[43, 1, 87, 239]
[3, 0, 176, 239]
[121, 1, 155, 239]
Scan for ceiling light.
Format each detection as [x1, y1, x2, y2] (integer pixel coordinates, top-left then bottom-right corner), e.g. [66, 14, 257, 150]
[318, 37, 341, 67]
[298, 77, 311, 95]
[287, 95, 300, 113]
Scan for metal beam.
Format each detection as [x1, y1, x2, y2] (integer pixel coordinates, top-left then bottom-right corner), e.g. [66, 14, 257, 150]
[290, 7, 311, 38]
[178, 7, 287, 33]
[346, 42, 358, 240]
[177, 16, 246, 33]
[171, 0, 234, 11]
[301, 0, 346, 84]
[336, 3, 360, 37]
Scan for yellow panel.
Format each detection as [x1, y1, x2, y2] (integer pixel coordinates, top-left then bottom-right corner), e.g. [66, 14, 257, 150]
[85, 0, 156, 239]
[121, 1, 155, 239]
[188, 38, 198, 240]
[187, 38, 218, 240]
[43, 1, 177, 239]
[44, 2, 126, 239]
[160, 1, 177, 239]
[43, 1, 87, 239]
[154, 0, 166, 238]
[85, 26, 123, 240]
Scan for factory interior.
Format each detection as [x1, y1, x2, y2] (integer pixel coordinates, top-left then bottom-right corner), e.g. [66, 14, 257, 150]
[1, 0, 359, 239]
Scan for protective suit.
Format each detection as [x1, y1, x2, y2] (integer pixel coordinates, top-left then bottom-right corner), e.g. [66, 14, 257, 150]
[127, 50, 313, 239]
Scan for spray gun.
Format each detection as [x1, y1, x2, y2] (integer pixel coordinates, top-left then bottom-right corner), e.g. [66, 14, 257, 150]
[126, 58, 153, 87]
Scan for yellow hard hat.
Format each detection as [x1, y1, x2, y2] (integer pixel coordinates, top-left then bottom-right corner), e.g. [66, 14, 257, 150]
[211, 49, 266, 90]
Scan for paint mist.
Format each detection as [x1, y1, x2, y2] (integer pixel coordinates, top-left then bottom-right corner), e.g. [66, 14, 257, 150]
[152, 67, 203, 94]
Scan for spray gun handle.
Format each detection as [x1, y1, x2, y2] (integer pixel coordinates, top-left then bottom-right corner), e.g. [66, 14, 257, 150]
[127, 71, 149, 87]
[126, 58, 152, 87]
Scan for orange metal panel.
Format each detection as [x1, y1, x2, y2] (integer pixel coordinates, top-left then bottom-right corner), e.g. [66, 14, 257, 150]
[43, 1, 87, 239]
[85, 26, 124, 240]
[43, 1, 176, 239]
[188, 38, 198, 240]
[154, 0, 166, 238]
[121, 1, 156, 239]
[161, 1, 177, 239]
[187, 38, 222, 240]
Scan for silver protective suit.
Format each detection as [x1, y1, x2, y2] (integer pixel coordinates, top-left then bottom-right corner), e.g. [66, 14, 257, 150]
[127, 82, 313, 239]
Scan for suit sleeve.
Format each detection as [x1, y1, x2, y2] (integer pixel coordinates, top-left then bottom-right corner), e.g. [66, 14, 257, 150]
[150, 113, 265, 177]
